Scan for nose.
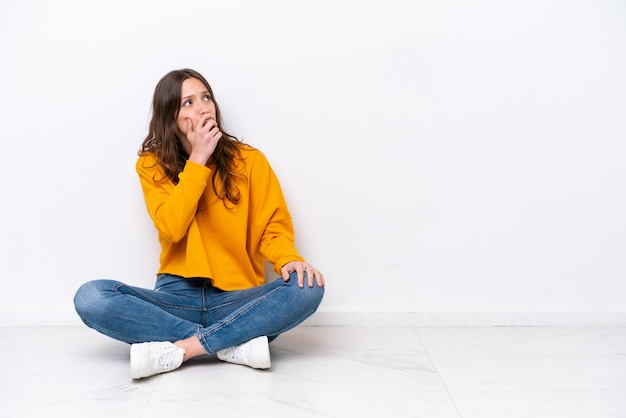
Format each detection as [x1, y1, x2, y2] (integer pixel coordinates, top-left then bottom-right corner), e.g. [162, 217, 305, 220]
[199, 100, 212, 115]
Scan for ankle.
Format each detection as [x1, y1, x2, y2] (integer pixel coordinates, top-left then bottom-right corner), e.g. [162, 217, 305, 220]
[175, 336, 205, 362]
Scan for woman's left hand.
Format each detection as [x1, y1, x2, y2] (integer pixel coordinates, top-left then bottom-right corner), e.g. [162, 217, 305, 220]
[281, 261, 325, 289]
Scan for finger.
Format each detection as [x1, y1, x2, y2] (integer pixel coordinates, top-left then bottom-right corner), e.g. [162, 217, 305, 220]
[201, 113, 217, 129]
[186, 118, 193, 134]
[297, 266, 305, 288]
[280, 266, 290, 281]
[316, 271, 325, 287]
[194, 114, 207, 132]
[210, 127, 222, 140]
[307, 267, 314, 288]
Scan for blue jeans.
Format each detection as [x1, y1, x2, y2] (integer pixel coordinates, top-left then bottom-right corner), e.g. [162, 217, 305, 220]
[73, 272, 324, 354]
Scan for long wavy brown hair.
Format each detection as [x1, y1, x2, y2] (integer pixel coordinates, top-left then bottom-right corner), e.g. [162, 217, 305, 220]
[139, 69, 246, 205]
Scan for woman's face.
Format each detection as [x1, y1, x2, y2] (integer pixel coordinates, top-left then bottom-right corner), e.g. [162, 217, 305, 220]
[176, 77, 217, 137]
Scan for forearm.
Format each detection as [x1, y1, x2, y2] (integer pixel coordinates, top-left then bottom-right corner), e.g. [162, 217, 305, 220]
[138, 158, 211, 242]
[260, 218, 304, 273]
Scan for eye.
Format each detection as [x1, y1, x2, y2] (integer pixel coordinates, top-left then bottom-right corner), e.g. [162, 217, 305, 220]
[203, 94, 212, 101]
[182, 99, 192, 107]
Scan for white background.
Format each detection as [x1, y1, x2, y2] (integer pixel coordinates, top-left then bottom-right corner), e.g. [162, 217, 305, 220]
[1, 0, 625, 325]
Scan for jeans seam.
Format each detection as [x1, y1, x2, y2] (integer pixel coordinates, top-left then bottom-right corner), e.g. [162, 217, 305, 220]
[197, 280, 288, 352]
[114, 283, 205, 312]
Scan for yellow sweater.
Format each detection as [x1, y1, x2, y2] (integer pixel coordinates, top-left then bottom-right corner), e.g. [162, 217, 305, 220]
[136, 145, 304, 290]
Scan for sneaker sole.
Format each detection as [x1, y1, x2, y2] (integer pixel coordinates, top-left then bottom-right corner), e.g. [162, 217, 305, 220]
[130, 343, 148, 379]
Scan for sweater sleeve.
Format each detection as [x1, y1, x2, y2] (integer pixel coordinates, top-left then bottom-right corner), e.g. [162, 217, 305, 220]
[250, 152, 305, 273]
[136, 154, 212, 243]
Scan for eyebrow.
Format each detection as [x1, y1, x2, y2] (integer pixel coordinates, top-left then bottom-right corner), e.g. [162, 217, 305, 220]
[181, 90, 211, 101]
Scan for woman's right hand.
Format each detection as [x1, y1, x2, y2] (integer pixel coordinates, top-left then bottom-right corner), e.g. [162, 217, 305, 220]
[186, 113, 222, 165]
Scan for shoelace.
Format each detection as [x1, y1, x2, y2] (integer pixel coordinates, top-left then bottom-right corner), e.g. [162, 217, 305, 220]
[222, 346, 245, 362]
[154, 346, 181, 371]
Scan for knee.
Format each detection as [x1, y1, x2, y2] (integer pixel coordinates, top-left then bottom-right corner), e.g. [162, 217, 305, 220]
[73, 279, 116, 321]
[285, 272, 325, 312]
[307, 279, 325, 307]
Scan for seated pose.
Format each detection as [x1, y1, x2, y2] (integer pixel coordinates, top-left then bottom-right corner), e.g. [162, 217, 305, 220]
[74, 69, 325, 379]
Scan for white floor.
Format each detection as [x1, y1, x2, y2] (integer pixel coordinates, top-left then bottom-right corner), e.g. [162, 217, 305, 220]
[1, 326, 625, 417]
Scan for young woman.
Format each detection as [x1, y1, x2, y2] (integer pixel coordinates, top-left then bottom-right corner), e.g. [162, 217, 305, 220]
[74, 69, 325, 379]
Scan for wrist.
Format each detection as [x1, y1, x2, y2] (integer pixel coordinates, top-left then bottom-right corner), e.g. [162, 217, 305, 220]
[188, 151, 210, 166]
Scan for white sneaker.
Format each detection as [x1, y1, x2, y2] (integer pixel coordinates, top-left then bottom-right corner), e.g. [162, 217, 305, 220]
[130, 341, 185, 379]
[217, 336, 271, 369]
